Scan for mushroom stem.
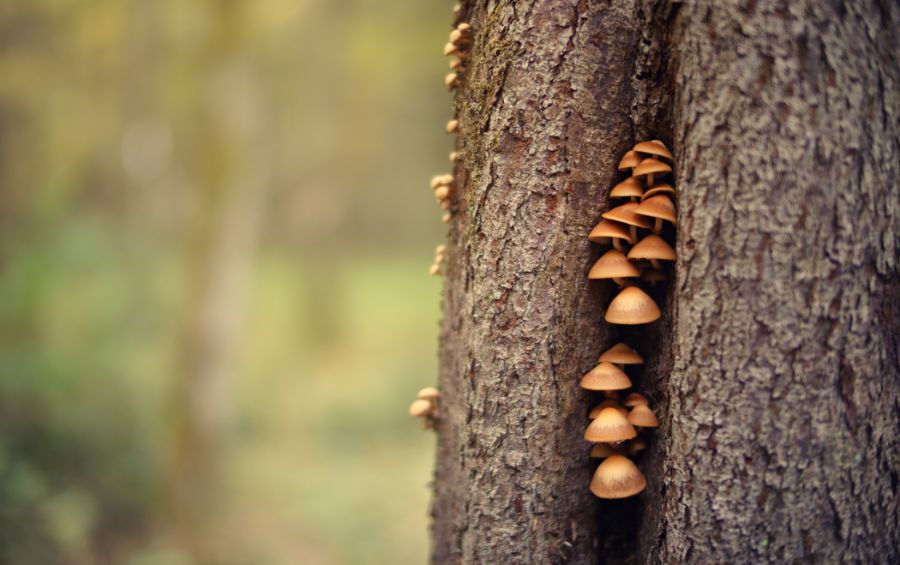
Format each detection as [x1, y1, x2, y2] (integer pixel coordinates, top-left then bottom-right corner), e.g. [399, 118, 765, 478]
[647, 173, 655, 187]
[629, 225, 637, 242]
[653, 218, 663, 234]
[613, 277, 629, 287]
[650, 258, 661, 270]
[612, 238, 623, 251]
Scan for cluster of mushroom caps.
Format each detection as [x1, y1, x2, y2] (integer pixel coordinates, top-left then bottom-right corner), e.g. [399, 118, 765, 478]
[584, 140, 676, 499]
[409, 387, 440, 429]
[583, 343, 658, 499]
[588, 140, 677, 325]
[429, 244, 447, 276]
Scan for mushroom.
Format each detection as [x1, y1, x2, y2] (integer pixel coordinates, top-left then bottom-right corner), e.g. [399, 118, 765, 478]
[589, 455, 647, 499]
[444, 72, 459, 89]
[443, 42, 458, 56]
[641, 184, 676, 201]
[584, 407, 637, 443]
[580, 361, 632, 391]
[434, 186, 451, 200]
[634, 194, 676, 234]
[589, 400, 628, 418]
[598, 342, 643, 366]
[627, 404, 659, 428]
[633, 158, 672, 187]
[442, 213, 452, 223]
[618, 150, 641, 172]
[633, 140, 673, 161]
[605, 286, 661, 325]
[627, 234, 676, 269]
[409, 398, 433, 417]
[609, 177, 644, 201]
[602, 202, 652, 241]
[449, 151, 459, 162]
[446, 119, 459, 134]
[622, 392, 649, 408]
[590, 443, 622, 459]
[588, 249, 640, 287]
[626, 437, 648, 455]
[418, 387, 441, 401]
[428, 263, 441, 276]
[588, 219, 633, 251]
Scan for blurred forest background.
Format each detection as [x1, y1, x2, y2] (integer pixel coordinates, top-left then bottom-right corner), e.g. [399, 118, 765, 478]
[0, 1, 451, 563]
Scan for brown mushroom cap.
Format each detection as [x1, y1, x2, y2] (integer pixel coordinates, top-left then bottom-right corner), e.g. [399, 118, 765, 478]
[598, 342, 644, 365]
[633, 158, 672, 178]
[417, 387, 441, 401]
[634, 194, 676, 224]
[588, 220, 633, 245]
[602, 202, 652, 229]
[609, 178, 645, 200]
[584, 408, 637, 443]
[588, 250, 640, 280]
[633, 140, 673, 161]
[626, 437, 648, 455]
[589, 400, 628, 418]
[409, 399, 433, 417]
[618, 150, 641, 171]
[641, 184, 676, 201]
[580, 362, 633, 391]
[446, 119, 459, 134]
[628, 234, 676, 261]
[590, 443, 622, 459]
[589, 454, 647, 499]
[443, 42, 458, 56]
[622, 392, 649, 408]
[627, 404, 659, 428]
[605, 286, 661, 325]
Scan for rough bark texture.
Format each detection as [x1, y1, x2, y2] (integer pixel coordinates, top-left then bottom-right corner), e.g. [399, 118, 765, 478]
[432, 1, 899, 564]
[641, 1, 900, 563]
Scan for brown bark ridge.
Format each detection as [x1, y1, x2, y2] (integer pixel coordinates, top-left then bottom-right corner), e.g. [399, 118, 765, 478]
[432, 1, 658, 563]
[638, 1, 900, 563]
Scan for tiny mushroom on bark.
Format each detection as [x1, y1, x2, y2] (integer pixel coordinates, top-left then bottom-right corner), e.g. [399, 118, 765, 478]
[628, 234, 676, 269]
[635, 194, 677, 234]
[409, 398, 433, 417]
[633, 157, 672, 187]
[642, 183, 676, 201]
[618, 150, 641, 172]
[633, 140, 673, 161]
[598, 342, 643, 366]
[417, 387, 440, 401]
[588, 249, 640, 287]
[444, 72, 459, 89]
[446, 119, 459, 134]
[627, 404, 659, 428]
[609, 177, 644, 201]
[626, 437, 648, 455]
[623, 392, 649, 408]
[584, 407, 637, 443]
[588, 219, 633, 251]
[589, 454, 647, 499]
[605, 286, 661, 325]
[580, 362, 633, 391]
[590, 443, 622, 459]
[602, 202, 652, 241]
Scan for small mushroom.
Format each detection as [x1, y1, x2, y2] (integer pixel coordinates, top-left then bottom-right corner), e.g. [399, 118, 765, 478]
[580, 362, 632, 391]
[584, 407, 637, 443]
[590, 443, 622, 459]
[434, 186, 451, 200]
[602, 202, 652, 241]
[444, 72, 460, 89]
[442, 213, 452, 223]
[418, 387, 441, 401]
[409, 398, 433, 417]
[641, 184, 676, 201]
[589, 400, 628, 418]
[428, 263, 441, 276]
[625, 437, 648, 455]
[617, 150, 641, 172]
[443, 42, 458, 56]
[627, 404, 659, 428]
[605, 286, 661, 325]
[622, 392, 649, 408]
[634, 194, 676, 234]
[589, 454, 647, 499]
[588, 249, 640, 287]
[588, 219, 633, 251]
[446, 119, 459, 134]
[633, 158, 672, 187]
[609, 177, 644, 201]
[633, 140, 673, 161]
[449, 58, 464, 71]
[627, 234, 676, 269]
[598, 342, 643, 366]
[449, 151, 459, 162]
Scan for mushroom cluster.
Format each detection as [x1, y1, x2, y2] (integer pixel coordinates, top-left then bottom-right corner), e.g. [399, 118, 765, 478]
[584, 140, 677, 499]
[409, 387, 440, 429]
[429, 244, 447, 276]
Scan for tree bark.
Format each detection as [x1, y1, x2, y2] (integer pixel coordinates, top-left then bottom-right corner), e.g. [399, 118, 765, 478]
[432, 1, 899, 564]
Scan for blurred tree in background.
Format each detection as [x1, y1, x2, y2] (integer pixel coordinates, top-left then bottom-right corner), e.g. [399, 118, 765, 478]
[0, 0, 452, 563]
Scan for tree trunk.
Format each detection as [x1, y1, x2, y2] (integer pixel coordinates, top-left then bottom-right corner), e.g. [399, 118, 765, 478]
[432, 1, 899, 564]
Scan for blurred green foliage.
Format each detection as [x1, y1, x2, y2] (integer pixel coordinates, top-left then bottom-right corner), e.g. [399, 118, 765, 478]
[0, 0, 452, 563]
